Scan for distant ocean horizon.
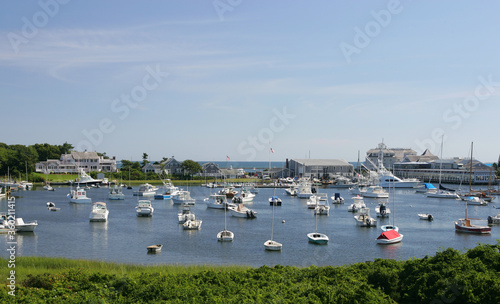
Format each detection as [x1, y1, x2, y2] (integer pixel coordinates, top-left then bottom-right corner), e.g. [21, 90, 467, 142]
[117, 160, 287, 169]
[199, 161, 286, 169]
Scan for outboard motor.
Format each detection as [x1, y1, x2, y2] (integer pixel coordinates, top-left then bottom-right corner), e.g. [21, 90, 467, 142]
[488, 216, 493, 224]
[428, 214, 433, 221]
[380, 205, 386, 216]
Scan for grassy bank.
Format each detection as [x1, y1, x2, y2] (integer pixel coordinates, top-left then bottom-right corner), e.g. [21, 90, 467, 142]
[2, 242, 499, 303]
[31, 173, 260, 186]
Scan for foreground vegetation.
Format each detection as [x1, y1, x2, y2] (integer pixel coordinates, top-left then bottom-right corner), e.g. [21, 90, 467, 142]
[1, 242, 499, 303]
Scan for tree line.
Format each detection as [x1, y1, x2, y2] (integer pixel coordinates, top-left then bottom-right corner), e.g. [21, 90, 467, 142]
[0, 142, 73, 178]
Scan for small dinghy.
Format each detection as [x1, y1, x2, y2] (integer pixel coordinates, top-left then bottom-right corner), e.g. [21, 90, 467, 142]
[146, 244, 162, 253]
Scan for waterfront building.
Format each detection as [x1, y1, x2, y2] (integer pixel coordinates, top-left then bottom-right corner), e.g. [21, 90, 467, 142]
[288, 159, 353, 179]
[35, 151, 117, 174]
[201, 162, 222, 177]
[365, 142, 417, 170]
[160, 158, 183, 175]
[394, 152, 495, 185]
[142, 163, 163, 175]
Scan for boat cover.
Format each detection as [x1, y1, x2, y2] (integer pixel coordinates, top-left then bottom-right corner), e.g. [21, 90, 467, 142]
[423, 183, 436, 190]
[377, 229, 401, 240]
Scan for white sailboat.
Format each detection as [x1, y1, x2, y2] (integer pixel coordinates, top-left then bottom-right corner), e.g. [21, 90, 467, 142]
[217, 199, 234, 242]
[377, 172, 403, 244]
[264, 187, 282, 251]
[307, 206, 329, 244]
[426, 136, 459, 199]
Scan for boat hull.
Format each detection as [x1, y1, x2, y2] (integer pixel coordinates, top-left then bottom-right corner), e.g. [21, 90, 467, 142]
[217, 230, 234, 242]
[307, 233, 329, 244]
[377, 234, 404, 244]
[264, 240, 282, 251]
[454, 222, 491, 234]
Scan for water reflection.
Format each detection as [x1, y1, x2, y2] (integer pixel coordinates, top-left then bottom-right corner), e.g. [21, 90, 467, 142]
[91, 221, 108, 255]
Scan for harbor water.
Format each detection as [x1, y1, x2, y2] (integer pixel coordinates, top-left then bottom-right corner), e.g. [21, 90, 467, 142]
[1, 185, 499, 267]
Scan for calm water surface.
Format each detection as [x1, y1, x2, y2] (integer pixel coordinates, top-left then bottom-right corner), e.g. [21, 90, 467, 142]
[1, 185, 499, 267]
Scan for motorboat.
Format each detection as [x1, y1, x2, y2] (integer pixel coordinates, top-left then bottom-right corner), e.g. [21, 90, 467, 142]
[377, 172, 420, 188]
[155, 179, 179, 200]
[89, 202, 109, 222]
[135, 200, 154, 217]
[314, 204, 330, 215]
[285, 185, 298, 196]
[297, 179, 314, 198]
[0, 214, 8, 233]
[73, 168, 102, 186]
[375, 202, 391, 218]
[330, 175, 357, 188]
[347, 196, 366, 212]
[487, 213, 500, 225]
[46, 202, 60, 211]
[418, 213, 434, 221]
[354, 208, 377, 227]
[377, 229, 404, 244]
[14, 217, 38, 232]
[361, 186, 389, 198]
[43, 184, 55, 191]
[313, 194, 330, 215]
[269, 195, 282, 206]
[108, 184, 125, 200]
[172, 190, 195, 205]
[228, 203, 257, 218]
[183, 219, 202, 230]
[206, 194, 234, 209]
[331, 192, 344, 204]
[306, 195, 320, 209]
[68, 186, 92, 204]
[218, 186, 238, 198]
[146, 244, 162, 253]
[178, 204, 196, 223]
[133, 183, 156, 197]
[238, 188, 256, 202]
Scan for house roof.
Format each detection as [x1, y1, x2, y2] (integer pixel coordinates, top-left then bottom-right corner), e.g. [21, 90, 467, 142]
[70, 151, 99, 159]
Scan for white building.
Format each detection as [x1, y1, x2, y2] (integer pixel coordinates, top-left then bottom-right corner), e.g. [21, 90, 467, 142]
[288, 159, 353, 179]
[365, 142, 417, 170]
[36, 151, 117, 173]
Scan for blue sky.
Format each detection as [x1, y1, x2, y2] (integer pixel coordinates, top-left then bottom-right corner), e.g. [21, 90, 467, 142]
[1, 1, 499, 163]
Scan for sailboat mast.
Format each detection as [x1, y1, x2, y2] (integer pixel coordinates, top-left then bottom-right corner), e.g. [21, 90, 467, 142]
[438, 136, 444, 186]
[469, 142, 473, 191]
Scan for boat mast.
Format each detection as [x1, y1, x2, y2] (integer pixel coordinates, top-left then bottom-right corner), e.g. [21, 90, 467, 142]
[438, 136, 444, 187]
[469, 142, 473, 192]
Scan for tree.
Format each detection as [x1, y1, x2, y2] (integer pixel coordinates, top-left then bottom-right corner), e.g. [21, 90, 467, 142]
[142, 153, 149, 166]
[181, 160, 202, 177]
